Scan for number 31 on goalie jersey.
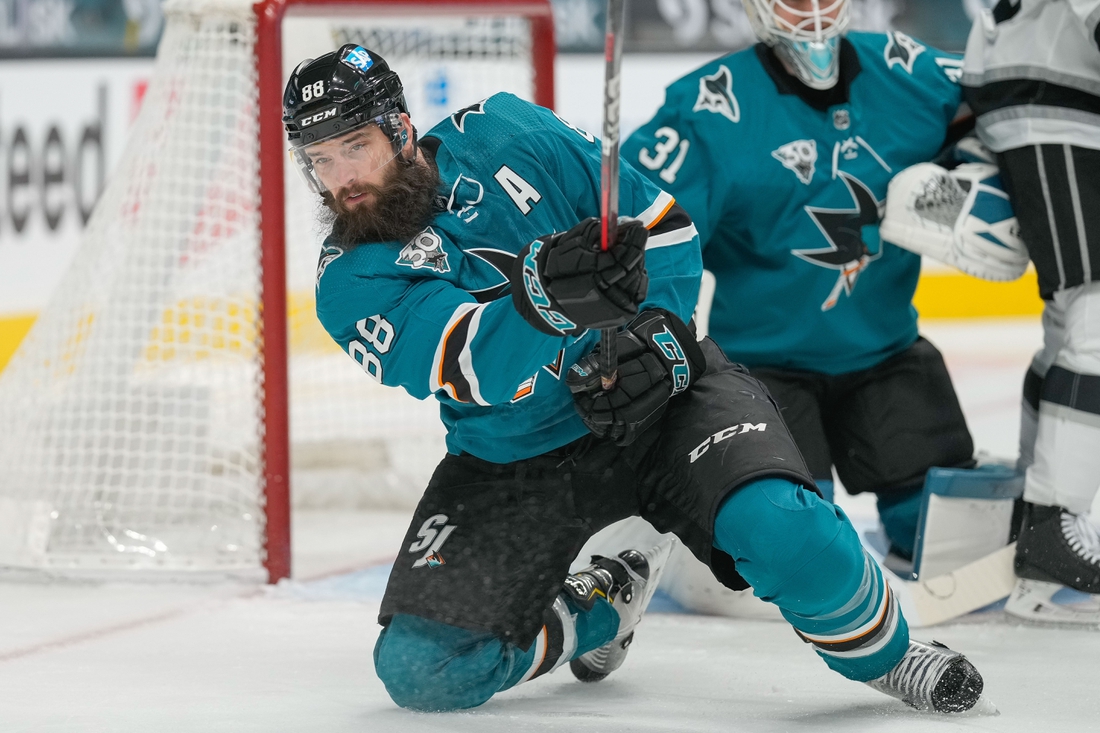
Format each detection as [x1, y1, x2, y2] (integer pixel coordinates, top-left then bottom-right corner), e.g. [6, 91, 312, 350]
[637, 126, 690, 184]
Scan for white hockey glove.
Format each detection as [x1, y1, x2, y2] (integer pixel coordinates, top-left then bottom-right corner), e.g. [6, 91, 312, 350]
[880, 162, 1029, 282]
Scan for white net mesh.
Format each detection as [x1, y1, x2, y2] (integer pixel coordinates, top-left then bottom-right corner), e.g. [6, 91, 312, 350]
[0, 2, 541, 578]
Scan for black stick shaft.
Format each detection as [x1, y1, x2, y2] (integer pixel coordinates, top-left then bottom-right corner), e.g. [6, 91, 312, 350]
[599, 0, 625, 390]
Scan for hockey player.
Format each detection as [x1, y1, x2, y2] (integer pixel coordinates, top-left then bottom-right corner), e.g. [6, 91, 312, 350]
[623, 0, 981, 567]
[283, 43, 985, 714]
[960, 0, 1100, 622]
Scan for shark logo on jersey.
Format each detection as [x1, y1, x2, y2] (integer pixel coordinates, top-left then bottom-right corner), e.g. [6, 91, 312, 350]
[398, 227, 451, 273]
[772, 140, 817, 185]
[692, 65, 740, 124]
[884, 31, 925, 75]
[466, 248, 514, 302]
[316, 245, 343, 288]
[451, 99, 487, 133]
[793, 172, 884, 311]
[447, 175, 484, 223]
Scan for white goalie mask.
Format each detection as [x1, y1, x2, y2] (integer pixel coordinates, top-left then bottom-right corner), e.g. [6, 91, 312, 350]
[741, 0, 851, 90]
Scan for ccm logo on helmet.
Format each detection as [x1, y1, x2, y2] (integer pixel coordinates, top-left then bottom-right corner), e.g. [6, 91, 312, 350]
[689, 423, 767, 463]
[300, 106, 338, 128]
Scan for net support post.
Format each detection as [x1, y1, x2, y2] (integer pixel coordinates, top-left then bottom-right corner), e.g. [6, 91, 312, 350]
[255, 0, 292, 583]
[251, 0, 555, 584]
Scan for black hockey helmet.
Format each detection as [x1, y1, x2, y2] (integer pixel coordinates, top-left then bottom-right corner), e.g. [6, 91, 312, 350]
[283, 44, 412, 193]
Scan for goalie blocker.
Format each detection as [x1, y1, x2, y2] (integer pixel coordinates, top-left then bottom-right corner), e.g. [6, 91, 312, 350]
[880, 162, 1028, 282]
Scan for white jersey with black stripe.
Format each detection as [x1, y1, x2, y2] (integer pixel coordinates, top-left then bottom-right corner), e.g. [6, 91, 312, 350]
[962, 0, 1100, 152]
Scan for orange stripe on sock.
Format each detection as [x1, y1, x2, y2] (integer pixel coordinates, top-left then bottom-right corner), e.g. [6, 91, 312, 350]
[798, 585, 893, 646]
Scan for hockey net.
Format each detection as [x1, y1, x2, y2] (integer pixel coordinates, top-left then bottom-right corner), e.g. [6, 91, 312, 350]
[0, 0, 554, 581]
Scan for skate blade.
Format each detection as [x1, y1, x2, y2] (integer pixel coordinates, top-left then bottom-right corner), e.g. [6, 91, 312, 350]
[900, 693, 999, 716]
[637, 537, 677, 605]
[958, 695, 1000, 717]
[1005, 579, 1100, 627]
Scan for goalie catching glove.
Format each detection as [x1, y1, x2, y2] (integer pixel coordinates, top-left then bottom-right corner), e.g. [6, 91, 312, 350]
[511, 217, 649, 336]
[567, 309, 705, 446]
[880, 162, 1028, 282]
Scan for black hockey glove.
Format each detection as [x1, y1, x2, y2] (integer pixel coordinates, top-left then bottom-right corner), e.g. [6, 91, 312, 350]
[510, 217, 649, 336]
[566, 308, 706, 446]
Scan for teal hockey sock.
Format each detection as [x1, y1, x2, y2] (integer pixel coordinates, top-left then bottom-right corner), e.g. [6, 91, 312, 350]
[374, 596, 617, 711]
[713, 477, 909, 681]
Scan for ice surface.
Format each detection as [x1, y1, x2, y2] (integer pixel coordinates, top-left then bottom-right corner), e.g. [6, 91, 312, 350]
[3, 317, 1099, 732]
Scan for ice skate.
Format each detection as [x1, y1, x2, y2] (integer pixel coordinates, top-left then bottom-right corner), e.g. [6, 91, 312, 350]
[566, 538, 675, 683]
[1007, 502, 1100, 624]
[866, 640, 984, 713]
[1005, 578, 1100, 625]
[1014, 503, 1100, 593]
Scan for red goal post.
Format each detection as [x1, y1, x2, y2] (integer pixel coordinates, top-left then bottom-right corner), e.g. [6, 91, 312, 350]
[254, 0, 556, 582]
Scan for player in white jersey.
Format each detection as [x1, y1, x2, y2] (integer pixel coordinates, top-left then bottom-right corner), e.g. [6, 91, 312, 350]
[962, 0, 1100, 623]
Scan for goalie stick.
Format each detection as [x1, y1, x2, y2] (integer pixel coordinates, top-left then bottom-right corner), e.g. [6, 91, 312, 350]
[879, 543, 1017, 628]
[598, 0, 625, 389]
[645, 526, 1019, 627]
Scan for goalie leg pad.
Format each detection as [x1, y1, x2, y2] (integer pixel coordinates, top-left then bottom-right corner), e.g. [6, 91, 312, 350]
[881, 162, 1029, 281]
[911, 462, 1024, 580]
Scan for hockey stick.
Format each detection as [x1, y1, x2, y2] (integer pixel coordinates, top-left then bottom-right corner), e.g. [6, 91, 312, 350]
[598, 0, 625, 390]
[882, 543, 1017, 628]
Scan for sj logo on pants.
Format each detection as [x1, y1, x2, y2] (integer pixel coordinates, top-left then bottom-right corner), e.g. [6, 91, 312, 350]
[409, 514, 457, 568]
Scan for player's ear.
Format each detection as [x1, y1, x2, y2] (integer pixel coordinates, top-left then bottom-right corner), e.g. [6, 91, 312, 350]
[398, 113, 417, 159]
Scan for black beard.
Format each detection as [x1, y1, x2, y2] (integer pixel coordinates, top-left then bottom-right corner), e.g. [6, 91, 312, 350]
[320, 153, 442, 247]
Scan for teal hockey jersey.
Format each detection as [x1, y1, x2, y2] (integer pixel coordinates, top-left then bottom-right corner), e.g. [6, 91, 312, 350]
[623, 32, 962, 374]
[315, 93, 702, 463]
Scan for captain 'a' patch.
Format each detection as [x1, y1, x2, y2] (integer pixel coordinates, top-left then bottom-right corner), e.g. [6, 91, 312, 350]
[693, 65, 740, 124]
[773, 140, 817, 185]
[793, 172, 884, 311]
